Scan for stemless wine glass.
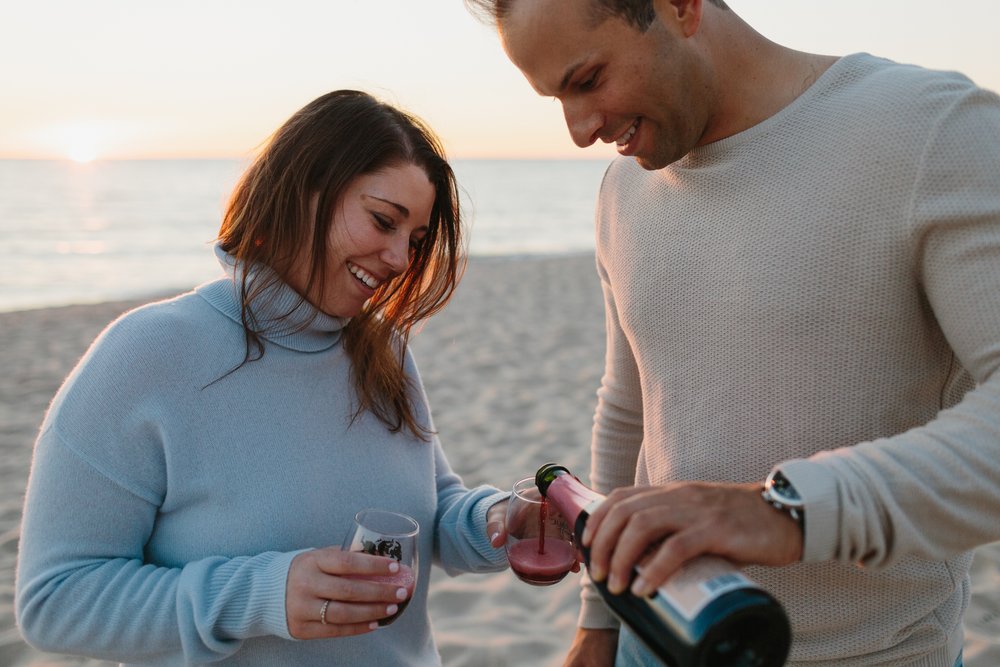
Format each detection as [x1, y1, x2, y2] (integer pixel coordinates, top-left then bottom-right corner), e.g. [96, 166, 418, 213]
[342, 509, 419, 626]
[505, 477, 577, 586]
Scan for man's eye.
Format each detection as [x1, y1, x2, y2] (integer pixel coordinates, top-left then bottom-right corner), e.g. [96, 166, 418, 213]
[579, 72, 599, 91]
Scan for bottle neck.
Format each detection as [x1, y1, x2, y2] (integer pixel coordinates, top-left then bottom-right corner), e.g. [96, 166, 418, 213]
[545, 473, 605, 527]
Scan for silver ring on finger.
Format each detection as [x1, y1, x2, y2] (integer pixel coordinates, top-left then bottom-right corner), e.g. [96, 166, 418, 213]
[319, 599, 331, 625]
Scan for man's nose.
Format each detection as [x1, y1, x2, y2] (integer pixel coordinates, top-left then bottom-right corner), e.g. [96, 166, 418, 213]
[562, 99, 601, 148]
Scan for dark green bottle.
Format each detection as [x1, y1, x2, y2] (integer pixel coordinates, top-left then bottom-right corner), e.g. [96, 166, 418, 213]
[535, 463, 791, 667]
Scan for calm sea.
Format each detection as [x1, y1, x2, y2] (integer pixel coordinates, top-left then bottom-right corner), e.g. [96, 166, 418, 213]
[0, 159, 610, 313]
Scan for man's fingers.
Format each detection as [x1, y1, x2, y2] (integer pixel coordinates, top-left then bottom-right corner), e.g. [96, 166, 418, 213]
[586, 487, 667, 584]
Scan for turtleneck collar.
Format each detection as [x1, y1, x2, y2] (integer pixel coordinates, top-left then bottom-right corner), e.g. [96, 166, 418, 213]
[195, 243, 349, 353]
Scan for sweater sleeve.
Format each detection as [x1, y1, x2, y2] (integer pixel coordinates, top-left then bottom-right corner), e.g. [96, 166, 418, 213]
[430, 441, 510, 575]
[782, 84, 1000, 568]
[16, 427, 300, 663]
[401, 348, 509, 575]
[591, 250, 645, 495]
[577, 231, 646, 630]
[15, 317, 299, 664]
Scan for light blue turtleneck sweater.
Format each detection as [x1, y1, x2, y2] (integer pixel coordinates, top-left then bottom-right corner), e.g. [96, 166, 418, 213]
[15, 248, 508, 665]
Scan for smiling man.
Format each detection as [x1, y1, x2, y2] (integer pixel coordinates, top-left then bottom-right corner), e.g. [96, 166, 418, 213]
[466, 1, 1000, 666]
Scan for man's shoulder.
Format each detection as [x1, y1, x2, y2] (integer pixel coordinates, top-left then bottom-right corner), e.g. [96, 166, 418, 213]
[599, 156, 650, 194]
[834, 52, 980, 110]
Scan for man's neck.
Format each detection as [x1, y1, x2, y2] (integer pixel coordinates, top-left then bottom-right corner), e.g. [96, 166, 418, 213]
[699, 12, 838, 144]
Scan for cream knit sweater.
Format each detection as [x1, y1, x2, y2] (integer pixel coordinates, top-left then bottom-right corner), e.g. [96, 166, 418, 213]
[587, 53, 1000, 666]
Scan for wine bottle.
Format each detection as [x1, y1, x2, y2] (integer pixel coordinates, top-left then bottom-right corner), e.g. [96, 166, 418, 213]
[535, 463, 791, 667]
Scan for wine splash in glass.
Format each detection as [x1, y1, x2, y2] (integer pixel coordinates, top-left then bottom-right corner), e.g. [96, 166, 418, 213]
[505, 477, 577, 585]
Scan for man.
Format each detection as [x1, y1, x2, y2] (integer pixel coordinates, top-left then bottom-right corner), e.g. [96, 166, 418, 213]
[466, 0, 1000, 665]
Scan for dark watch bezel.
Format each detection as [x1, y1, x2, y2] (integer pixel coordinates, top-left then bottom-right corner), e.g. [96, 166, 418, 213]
[762, 469, 805, 525]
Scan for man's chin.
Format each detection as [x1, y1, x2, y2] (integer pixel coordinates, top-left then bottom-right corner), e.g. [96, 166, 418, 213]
[635, 155, 670, 171]
[632, 145, 681, 170]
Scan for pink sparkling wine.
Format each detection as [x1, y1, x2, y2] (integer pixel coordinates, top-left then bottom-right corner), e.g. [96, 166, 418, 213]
[508, 537, 576, 585]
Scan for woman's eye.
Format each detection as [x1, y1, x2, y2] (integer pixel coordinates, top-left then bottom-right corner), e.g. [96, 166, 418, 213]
[579, 72, 599, 91]
[373, 213, 394, 231]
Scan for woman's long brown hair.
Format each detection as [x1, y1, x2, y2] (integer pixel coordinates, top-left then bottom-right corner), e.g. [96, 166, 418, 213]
[217, 90, 464, 440]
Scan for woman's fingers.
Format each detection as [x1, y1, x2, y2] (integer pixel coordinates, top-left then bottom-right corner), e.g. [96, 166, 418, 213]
[312, 546, 400, 577]
[288, 596, 400, 639]
[487, 499, 508, 547]
[285, 548, 412, 640]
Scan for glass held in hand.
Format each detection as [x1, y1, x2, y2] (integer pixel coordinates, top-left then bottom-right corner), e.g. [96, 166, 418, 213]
[342, 509, 419, 626]
[505, 477, 577, 586]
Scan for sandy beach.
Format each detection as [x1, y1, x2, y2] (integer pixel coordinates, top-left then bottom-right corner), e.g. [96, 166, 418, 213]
[1, 254, 998, 666]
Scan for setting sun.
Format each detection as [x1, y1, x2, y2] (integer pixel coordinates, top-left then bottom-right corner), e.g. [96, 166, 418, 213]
[68, 147, 97, 163]
[64, 125, 100, 163]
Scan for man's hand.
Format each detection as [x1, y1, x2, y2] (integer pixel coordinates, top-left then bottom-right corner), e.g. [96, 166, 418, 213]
[581, 482, 803, 596]
[563, 627, 618, 667]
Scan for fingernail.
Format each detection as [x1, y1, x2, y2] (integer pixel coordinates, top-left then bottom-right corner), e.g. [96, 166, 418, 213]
[386, 604, 398, 615]
[369, 621, 379, 630]
[490, 532, 500, 544]
[396, 587, 408, 600]
[589, 564, 605, 582]
[581, 528, 592, 546]
[388, 561, 400, 573]
[631, 576, 652, 598]
[608, 574, 624, 595]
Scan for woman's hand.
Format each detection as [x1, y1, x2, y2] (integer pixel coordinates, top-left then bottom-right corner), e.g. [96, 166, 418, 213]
[285, 547, 409, 639]
[487, 499, 508, 547]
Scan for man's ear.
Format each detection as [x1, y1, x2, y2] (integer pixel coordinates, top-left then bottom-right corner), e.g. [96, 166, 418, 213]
[653, 0, 703, 38]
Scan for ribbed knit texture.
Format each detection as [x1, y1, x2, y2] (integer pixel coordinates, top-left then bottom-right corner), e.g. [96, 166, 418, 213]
[15, 246, 509, 665]
[584, 53, 1000, 666]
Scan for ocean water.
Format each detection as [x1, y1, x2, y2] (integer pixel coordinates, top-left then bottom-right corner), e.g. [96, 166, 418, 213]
[0, 159, 610, 313]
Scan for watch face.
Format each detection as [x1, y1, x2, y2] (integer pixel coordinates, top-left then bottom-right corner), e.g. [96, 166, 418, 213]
[773, 474, 801, 501]
[768, 471, 804, 507]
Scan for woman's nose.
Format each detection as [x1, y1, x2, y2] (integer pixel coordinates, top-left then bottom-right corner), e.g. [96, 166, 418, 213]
[381, 234, 411, 274]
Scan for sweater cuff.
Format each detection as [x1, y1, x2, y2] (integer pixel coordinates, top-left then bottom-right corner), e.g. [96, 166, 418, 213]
[263, 549, 311, 640]
[471, 488, 512, 567]
[777, 459, 839, 562]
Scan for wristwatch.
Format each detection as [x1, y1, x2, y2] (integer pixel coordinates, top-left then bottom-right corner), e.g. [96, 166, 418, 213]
[761, 469, 805, 529]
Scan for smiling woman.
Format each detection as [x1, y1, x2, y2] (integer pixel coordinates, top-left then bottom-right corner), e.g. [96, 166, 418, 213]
[14, 89, 512, 667]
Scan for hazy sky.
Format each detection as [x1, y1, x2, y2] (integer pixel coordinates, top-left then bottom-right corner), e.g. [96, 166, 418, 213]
[2, 1, 999, 161]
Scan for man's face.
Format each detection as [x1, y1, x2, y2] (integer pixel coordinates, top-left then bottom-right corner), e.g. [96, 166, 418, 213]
[500, 0, 710, 170]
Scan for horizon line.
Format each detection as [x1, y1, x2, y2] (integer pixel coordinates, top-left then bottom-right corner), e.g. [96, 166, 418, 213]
[0, 154, 615, 163]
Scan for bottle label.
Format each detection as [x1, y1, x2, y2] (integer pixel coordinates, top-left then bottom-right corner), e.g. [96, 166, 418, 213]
[644, 556, 758, 621]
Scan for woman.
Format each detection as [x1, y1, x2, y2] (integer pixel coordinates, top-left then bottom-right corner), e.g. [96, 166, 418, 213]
[16, 90, 509, 665]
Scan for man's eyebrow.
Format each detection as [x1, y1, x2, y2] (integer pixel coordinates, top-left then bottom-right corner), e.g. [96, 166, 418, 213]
[559, 59, 587, 93]
[366, 195, 409, 217]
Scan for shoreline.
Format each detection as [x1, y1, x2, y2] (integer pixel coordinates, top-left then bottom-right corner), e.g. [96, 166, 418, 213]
[0, 251, 600, 317]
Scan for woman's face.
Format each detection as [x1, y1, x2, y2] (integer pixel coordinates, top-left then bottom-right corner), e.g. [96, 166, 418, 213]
[293, 162, 435, 318]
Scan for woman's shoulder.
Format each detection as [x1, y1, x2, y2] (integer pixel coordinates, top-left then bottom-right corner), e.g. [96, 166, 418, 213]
[82, 287, 241, 379]
[99, 290, 222, 348]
